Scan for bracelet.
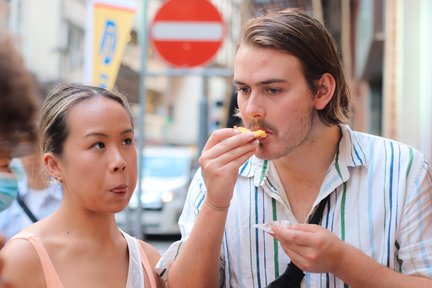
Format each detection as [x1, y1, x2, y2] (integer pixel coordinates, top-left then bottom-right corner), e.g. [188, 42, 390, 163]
[205, 198, 230, 212]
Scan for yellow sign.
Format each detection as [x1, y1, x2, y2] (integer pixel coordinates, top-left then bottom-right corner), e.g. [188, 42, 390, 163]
[89, 1, 136, 89]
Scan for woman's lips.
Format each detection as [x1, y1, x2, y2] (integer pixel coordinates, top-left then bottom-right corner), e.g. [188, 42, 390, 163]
[110, 184, 128, 193]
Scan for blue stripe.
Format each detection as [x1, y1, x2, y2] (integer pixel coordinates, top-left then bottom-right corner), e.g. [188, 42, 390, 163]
[234, 189, 244, 286]
[367, 142, 376, 258]
[261, 190, 268, 285]
[347, 131, 362, 165]
[395, 146, 401, 231]
[223, 230, 231, 287]
[352, 132, 366, 164]
[249, 180, 256, 288]
[254, 187, 262, 288]
[240, 159, 250, 174]
[386, 142, 395, 266]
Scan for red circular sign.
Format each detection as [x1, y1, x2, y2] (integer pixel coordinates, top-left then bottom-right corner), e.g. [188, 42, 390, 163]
[150, 0, 225, 68]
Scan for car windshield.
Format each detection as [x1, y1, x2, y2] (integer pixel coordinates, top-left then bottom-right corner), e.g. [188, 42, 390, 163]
[142, 155, 190, 178]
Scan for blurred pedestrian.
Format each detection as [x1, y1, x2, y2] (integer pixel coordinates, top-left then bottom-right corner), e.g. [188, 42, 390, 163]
[1, 83, 165, 288]
[0, 31, 40, 288]
[0, 150, 62, 240]
[0, 31, 38, 212]
[159, 8, 432, 287]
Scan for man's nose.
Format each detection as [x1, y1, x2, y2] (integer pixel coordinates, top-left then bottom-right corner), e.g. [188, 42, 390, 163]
[245, 92, 265, 119]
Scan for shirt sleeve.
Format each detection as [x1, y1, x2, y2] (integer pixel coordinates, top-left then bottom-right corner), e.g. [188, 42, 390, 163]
[397, 154, 432, 277]
[155, 168, 210, 279]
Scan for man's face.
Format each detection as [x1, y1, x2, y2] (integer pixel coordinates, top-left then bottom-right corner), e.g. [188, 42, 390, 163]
[234, 44, 319, 160]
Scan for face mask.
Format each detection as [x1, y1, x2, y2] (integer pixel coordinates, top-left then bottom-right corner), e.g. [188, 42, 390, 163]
[0, 172, 18, 212]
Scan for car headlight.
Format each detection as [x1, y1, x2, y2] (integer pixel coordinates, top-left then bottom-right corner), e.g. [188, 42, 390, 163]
[161, 191, 174, 203]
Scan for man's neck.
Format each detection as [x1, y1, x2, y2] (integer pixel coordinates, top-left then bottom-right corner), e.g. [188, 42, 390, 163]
[273, 123, 341, 222]
[274, 123, 340, 182]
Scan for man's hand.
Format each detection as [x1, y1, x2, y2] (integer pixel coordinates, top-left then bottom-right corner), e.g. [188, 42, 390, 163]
[199, 128, 258, 208]
[271, 224, 345, 274]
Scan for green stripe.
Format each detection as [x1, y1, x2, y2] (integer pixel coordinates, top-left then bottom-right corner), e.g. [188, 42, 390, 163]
[174, 241, 183, 258]
[259, 160, 268, 184]
[406, 147, 414, 178]
[341, 182, 347, 241]
[272, 198, 279, 278]
[334, 149, 343, 180]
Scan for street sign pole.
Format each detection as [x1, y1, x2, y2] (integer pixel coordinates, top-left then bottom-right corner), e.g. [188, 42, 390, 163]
[135, 0, 149, 240]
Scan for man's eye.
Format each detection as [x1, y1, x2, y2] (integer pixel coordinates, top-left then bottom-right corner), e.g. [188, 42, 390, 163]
[237, 87, 250, 94]
[266, 88, 279, 94]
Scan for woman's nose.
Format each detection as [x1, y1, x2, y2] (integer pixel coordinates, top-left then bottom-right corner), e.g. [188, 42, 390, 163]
[111, 149, 126, 172]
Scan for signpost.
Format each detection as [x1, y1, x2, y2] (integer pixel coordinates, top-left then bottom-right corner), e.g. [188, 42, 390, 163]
[149, 0, 225, 68]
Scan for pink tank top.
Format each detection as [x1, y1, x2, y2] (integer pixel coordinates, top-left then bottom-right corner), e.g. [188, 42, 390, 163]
[9, 231, 157, 288]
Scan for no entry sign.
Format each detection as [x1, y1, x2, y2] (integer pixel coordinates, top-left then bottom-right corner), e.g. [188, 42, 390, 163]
[150, 0, 225, 68]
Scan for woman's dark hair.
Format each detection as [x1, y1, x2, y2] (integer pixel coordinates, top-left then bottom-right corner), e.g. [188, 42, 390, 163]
[40, 83, 133, 156]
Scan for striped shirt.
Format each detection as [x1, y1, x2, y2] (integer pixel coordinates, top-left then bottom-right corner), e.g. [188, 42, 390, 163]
[157, 124, 432, 287]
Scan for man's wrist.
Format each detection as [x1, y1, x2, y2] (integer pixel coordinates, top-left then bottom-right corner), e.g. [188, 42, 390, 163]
[205, 198, 230, 212]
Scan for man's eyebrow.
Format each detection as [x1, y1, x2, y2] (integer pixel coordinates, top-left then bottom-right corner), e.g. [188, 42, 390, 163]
[233, 79, 287, 86]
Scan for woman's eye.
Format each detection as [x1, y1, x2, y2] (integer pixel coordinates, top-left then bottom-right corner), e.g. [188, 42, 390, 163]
[93, 142, 105, 149]
[122, 138, 134, 145]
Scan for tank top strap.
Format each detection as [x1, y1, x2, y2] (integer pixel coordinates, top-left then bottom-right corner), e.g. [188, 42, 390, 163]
[137, 240, 157, 288]
[9, 231, 63, 288]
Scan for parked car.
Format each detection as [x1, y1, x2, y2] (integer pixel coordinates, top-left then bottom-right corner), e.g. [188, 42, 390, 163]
[116, 145, 197, 236]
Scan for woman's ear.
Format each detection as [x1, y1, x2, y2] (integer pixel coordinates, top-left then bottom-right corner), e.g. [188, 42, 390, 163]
[313, 73, 336, 110]
[43, 152, 62, 180]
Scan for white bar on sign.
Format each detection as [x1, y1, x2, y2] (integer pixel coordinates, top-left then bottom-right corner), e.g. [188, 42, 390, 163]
[152, 21, 223, 41]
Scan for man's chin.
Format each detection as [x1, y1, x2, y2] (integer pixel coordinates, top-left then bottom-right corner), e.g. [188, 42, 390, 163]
[254, 146, 274, 161]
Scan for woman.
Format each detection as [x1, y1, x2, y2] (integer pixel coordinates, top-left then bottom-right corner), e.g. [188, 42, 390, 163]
[1, 83, 165, 288]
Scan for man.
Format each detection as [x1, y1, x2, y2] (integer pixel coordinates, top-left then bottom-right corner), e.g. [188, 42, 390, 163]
[158, 8, 432, 287]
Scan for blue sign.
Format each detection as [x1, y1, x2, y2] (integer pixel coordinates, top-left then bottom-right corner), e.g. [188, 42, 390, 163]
[99, 19, 117, 65]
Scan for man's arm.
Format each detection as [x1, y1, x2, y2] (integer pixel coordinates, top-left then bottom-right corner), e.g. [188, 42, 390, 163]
[167, 128, 258, 288]
[334, 242, 432, 288]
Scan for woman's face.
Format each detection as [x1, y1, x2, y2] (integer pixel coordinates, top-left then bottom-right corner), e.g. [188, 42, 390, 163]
[56, 96, 137, 214]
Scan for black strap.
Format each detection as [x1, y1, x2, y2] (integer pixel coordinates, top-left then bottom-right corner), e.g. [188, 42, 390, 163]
[266, 194, 331, 288]
[16, 193, 38, 223]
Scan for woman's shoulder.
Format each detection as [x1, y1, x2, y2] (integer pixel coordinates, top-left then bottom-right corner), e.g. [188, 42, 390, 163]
[2, 232, 46, 287]
[137, 240, 161, 265]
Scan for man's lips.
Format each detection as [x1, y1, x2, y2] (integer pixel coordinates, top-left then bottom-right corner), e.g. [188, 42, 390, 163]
[110, 184, 128, 193]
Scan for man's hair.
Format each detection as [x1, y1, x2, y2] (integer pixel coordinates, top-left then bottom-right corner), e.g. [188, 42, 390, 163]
[241, 8, 351, 125]
[0, 32, 39, 146]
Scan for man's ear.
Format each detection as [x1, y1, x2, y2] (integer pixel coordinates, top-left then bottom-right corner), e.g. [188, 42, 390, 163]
[43, 152, 62, 179]
[313, 73, 336, 110]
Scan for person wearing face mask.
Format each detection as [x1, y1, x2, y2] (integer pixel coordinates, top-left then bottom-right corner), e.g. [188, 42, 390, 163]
[0, 159, 18, 213]
[0, 32, 39, 213]
[0, 151, 63, 241]
[0, 31, 39, 288]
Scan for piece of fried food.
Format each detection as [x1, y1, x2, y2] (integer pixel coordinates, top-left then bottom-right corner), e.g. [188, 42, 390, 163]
[234, 126, 267, 139]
